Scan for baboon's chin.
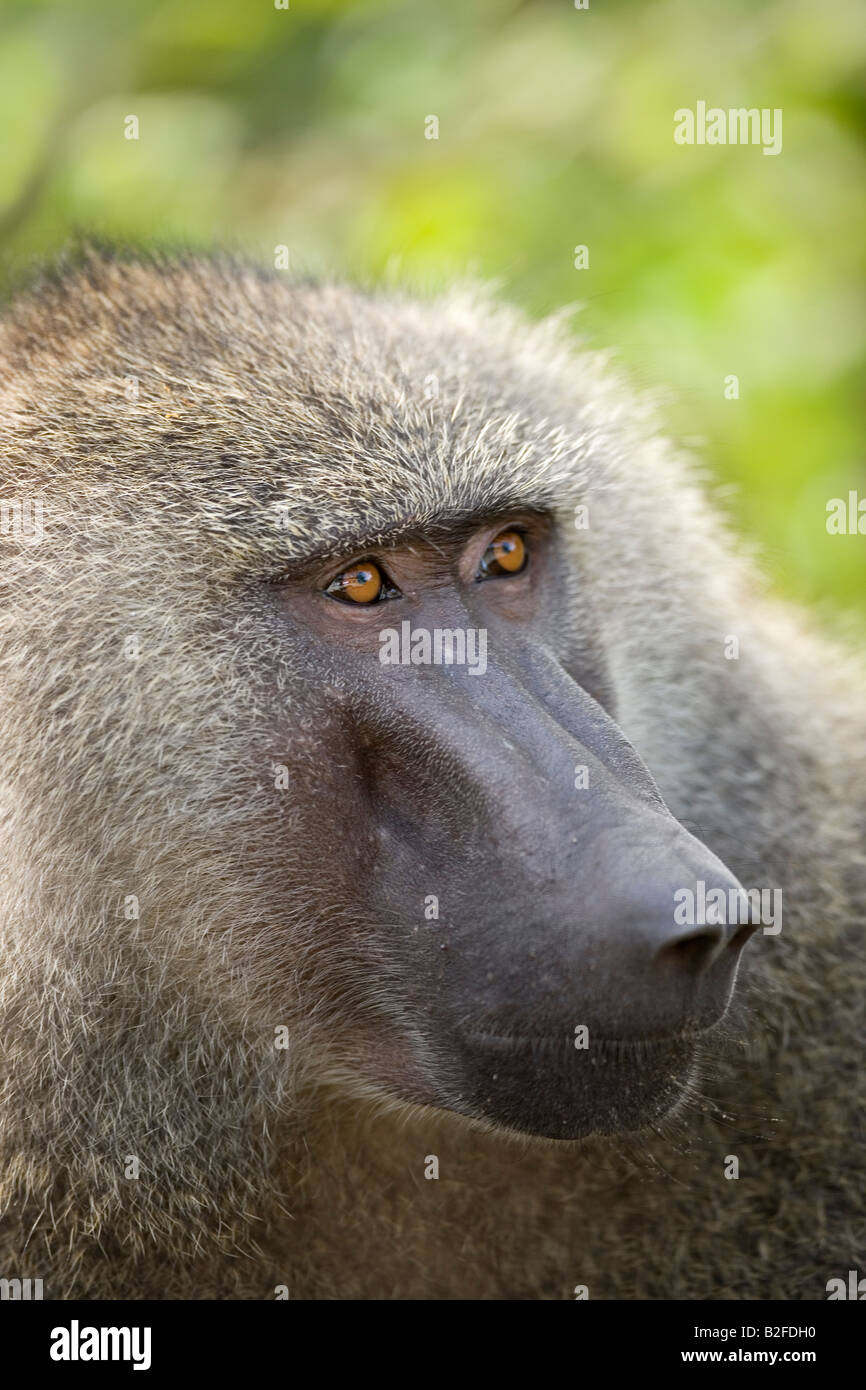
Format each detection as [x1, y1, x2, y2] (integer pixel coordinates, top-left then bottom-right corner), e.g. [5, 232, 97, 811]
[442, 1033, 699, 1141]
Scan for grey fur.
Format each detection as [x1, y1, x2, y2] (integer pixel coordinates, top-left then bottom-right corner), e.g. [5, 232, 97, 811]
[0, 248, 863, 1298]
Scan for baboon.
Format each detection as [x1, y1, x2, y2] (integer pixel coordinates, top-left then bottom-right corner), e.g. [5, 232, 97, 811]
[0, 248, 863, 1300]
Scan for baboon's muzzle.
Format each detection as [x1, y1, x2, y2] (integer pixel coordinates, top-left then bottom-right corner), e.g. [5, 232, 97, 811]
[351, 632, 757, 1137]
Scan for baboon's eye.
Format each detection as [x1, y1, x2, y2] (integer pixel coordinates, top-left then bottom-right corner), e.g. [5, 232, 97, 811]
[478, 530, 527, 580]
[324, 560, 399, 605]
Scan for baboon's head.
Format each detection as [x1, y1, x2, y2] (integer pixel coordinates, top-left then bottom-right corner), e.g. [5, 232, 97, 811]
[0, 252, 756, 1140]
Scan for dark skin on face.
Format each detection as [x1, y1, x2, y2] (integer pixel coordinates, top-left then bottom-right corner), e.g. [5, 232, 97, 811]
[269, 511, 756, 1140]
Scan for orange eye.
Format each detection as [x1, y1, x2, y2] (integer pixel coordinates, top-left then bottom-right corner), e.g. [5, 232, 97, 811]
[479, 530, 527, 578]
[325, 561, 387, 604]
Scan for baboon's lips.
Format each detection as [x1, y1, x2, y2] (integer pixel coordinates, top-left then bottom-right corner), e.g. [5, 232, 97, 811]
[452, 1028, 699, 1139]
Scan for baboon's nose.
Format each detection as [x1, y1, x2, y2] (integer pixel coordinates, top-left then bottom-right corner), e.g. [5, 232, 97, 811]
[508, 826, 759, 1042]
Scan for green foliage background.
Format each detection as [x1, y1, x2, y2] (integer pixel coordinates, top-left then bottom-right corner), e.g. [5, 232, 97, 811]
[1, 0, 864, 616]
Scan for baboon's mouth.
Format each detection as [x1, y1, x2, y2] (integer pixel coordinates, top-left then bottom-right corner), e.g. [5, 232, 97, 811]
[449, 1026, 702, 1139]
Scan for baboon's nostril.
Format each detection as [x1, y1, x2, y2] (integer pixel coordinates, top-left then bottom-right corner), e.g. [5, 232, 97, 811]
[657, 923, 725, 974]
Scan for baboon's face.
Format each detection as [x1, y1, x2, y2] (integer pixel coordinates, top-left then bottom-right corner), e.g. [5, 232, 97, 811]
[4, 265, 756, 1141]
[250, 503, 755, 1141]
